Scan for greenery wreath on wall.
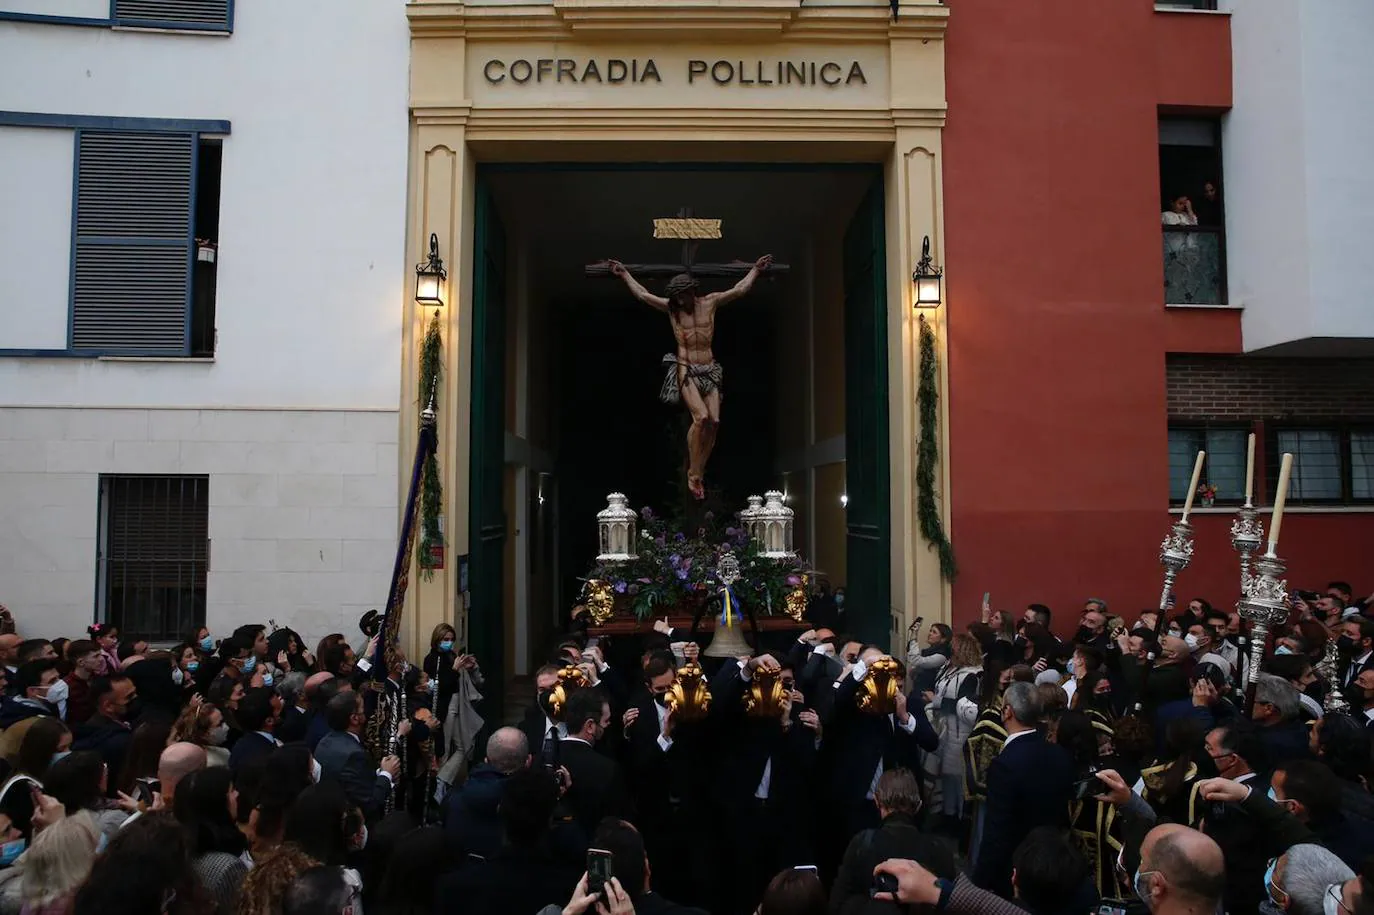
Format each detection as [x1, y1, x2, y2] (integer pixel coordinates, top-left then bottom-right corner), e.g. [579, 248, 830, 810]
[418, 310, 444, 578]
[917, 315, 957, 581]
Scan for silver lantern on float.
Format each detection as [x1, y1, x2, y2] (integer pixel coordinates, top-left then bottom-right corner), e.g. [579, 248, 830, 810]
[741, 495, 765, 544]
[757, 490, 795, 559]
[596, 493, 638, 562]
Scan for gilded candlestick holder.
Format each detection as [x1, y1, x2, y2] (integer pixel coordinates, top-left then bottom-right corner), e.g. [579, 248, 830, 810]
[1158, 519, 1195, 612]
[1237, 550, 1290, 689]
[1229, 505, 1264, 595]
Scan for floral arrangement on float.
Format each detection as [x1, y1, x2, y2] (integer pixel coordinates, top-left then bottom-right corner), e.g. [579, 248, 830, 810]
[1196, 482, 1218, 507]
[584, 493, 810, 623]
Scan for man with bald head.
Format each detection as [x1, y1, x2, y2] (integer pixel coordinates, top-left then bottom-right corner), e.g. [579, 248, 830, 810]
[1134, 824, 1226, 915]
[158, 741, 208, 805]
[442, 726, 530, 858]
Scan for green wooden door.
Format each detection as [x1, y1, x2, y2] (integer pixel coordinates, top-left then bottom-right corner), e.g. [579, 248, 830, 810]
[843, 178, 891, 646]
[469, 175, 508, 716]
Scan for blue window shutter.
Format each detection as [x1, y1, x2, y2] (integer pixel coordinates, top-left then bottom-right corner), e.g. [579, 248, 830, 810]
[72, 131, 193, 354]
[112, 0, 230, 29]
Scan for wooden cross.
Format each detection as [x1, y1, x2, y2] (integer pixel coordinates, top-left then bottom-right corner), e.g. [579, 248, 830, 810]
[585, 206, 789, 279]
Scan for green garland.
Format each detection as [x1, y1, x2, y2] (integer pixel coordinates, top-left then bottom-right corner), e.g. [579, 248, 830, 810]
[418, 311, 444, 578]
[917, 315, 957, 580]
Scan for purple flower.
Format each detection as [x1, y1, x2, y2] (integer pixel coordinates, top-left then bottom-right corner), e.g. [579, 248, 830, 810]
[668, 553, 681, 567]
[676, 568, 689, 581]
[641, 507, 653, 520]
[675, 533, 685, 542]
[724, 526, 739, 537]
[786, 575, 802, 587]
[613, 580, 627, 594]
[637, 577, 652, 584]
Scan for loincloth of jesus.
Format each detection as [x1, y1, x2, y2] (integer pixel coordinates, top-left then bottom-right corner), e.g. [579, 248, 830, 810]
[659, 355, 723, 405]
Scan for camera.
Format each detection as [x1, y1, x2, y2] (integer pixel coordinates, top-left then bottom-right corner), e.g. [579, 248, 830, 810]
[870, 873, 899, 898]
[135, 777, 160, 806]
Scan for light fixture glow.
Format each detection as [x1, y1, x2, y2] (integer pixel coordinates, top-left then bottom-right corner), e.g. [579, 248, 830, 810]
[415, 232, 447, 307]
[840, 493, 849, 508]
[911, 235, 943, 308]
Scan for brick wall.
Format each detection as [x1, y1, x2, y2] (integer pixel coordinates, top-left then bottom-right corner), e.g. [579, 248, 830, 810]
[1167, 355, 1374, 421]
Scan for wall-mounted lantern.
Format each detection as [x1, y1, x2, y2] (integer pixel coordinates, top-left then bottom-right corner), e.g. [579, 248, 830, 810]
[912, 235, 943, 308]
[415, 233, 447, 307]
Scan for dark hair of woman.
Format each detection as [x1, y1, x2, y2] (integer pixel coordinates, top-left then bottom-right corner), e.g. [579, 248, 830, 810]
[1157, 717, 1204, 805]
[44, 751, 107, 814]
[233, 756, 269, 828]
[254, 746, 315, 840]
[283, 782, 351, 867]
[314, 634, 346, 673]
[758, 867, 827, 915]
[373, 826, 450, 915]
[204, 677, 242, 732]
[173, 767, 246, 857]
[1072, 671, 1112, 718]
[1054, 710, 1102, 772]
[116, 718, 173, 797]
[17, 717, 70, 783]
[976, 660, 1008, 710]
[1112, 715, 1156, 767]
[71, 812, 208, 915]
[50, 638, 72, 677]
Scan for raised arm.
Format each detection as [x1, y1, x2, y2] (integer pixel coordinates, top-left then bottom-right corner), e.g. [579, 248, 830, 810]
[608, 260, 669, 313]
[705, 254, 772, 308]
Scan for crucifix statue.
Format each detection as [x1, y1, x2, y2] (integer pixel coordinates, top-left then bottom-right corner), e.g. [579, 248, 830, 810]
[587, 209, 787, 500]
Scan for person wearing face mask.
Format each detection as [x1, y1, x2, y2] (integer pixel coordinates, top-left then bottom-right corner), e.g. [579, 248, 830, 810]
[557, 686, 631, 839]
[1267, 761, 1374, 872]
[0, 660, 61, 728]
[423, 624, 461, 738]
[1129, 823, 1226, 915]
[520, 664, 567, 763]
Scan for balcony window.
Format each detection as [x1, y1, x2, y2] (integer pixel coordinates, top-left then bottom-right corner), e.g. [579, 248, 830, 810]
[1159, 118, 1226, 305]
[1156, 0, 1219, 10]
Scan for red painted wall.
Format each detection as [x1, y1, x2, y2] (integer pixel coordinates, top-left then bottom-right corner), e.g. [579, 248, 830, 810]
[1174, 513, 1374, 612]
[941, 1, 1233, 633]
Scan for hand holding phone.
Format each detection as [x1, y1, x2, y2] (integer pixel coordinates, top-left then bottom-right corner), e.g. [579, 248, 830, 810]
[587, 848, 614, 896]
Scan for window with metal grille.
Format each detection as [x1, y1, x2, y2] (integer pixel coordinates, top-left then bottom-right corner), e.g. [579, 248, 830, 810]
[112, 0, 231, 31]
[1269, 427, 1374, 505]
[1168, 425, 1249, 504]
[72, 131, 221, 356]
[97, 475, 208, 642]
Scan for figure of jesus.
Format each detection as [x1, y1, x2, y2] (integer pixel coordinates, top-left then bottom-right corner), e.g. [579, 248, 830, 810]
[608, 255, 773, 499]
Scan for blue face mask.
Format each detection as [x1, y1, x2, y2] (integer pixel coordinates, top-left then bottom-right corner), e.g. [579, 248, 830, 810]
[241, 656, 257, 674]
[1268, 786, 1279, 802]
[200, 636, 214, 653]
[261, 672, 274, 688]
[95, 833, 109, 855]
[1275, 645, 1295, 655]
[439, 640, 454, 653]
[0, 839, 25, 867]
[50, 750, 71, 767]
[835, 594, 845, 607]
[186, 661, 199, 673]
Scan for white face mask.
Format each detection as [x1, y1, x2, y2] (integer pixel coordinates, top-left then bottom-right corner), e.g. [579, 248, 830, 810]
[1184, 633, 1201, 652]
[1325, 884, 1349, 915]
[209, 724, 230, 747]
[46, 679, 68, 720]
[311, 758, 322, 784]
[171, 668, 184, 686]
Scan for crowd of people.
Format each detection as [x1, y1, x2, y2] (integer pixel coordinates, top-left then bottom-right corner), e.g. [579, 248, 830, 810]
[0, 578, 1371, 915]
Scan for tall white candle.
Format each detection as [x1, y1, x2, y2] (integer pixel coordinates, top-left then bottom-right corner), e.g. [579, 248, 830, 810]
[1268, 452, 1294, 555]
[1244, 433, 1256, 507]
[1181, 450, 1206, 520]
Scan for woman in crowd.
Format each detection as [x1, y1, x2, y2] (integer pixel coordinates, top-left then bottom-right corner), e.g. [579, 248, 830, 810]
[172, 643, 203, 706]
[169, 703, 231, 768]
[42, 754, 128, 840]
[1137, 717, 1205, 826]
[71, 813, 207, 915]
[236, 845, 318, 915]
[907, 623, 952, 696]
[14, 720, 71, 786]
[114, 719, 172, 798]
[83, 627, 119, 678]
[242, 746, 316, 871]
[313, 635, 346, 676]
[15, 811, 100, 915]
[922, 633, 982, 833]
[422, 623, 461, 738]
[204, 679, 245, 749]
[173, 767, 248, 915]
[962, 660, 1018, 867]
[267, 629, 311, 675]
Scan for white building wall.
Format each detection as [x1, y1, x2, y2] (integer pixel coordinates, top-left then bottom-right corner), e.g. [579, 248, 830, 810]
[0, 2, 410, 642]
[1226, 0, 1374, 352]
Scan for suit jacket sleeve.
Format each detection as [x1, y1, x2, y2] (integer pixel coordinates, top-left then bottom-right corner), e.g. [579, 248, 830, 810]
[949, 874, 1033, 915]
[339, 744, 391, 820]
[907, 695, 940, 753]
[971, 755, 1016, 893]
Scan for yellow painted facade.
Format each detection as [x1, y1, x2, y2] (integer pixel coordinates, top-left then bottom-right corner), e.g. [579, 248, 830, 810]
[399, 0, 953, 659]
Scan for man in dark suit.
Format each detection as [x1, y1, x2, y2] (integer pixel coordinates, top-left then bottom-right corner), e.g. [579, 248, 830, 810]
[521, 665, 566, 770]
[228, 687, 282, 774]
[442, 726, 530, 859]
[275, 672, 311, 745]
[826, 649, 939, 839]
[436, 766, 582, 914]
[587, 818, 707, 915]
[1253, 674, 1312, 767]
[1340, 617, 1374, 692]
[314, 688, 401, 822]
[560, 687, 632, 837]
[971, 680, 1074, 897]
